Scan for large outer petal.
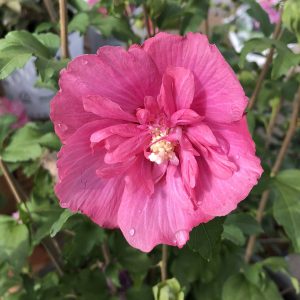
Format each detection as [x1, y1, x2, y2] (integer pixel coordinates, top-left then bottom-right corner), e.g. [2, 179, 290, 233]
[118, 164, 212, 252]
[55, 120, 126, 228]
[50, 46, 161, 142]
[143, 32, 248, 124]
[195, 117, 263, 216]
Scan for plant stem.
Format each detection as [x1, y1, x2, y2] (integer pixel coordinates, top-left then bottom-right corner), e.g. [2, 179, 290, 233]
[143, 4, 152, 38]
[43, 0, 57, 23]
[248, 13, 282, 110]
[101, 239, 110, 266]
[245, 86, 300, 263]
[0, 158, 23, 204]
[204, 8, 210, 38]
[161, 245, 168, 281]
[265, 96, 283, 148]
[59, 0, 69, 59]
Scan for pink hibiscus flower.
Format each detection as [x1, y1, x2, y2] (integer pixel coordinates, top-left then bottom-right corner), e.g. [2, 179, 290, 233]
[258, 0, 280, 24]
[0, 97, 28, 128]
[50, 33, 263, 252]
[86, 0, 100, 6]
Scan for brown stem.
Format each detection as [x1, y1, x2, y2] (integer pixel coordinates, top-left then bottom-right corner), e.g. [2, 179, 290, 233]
[265, 97, 283, 148]
[204, 13, 209, 37]
[271, 92, 300, 175]
[101, 240, 110, 266]
[161, 245, 168, 281]
[0, 158, 23, 204]
[143, 4, 152, 38]
[248, 14, 282, 110]
[43, 0, 57, 23]
[59, 0, 69, 59]
[245, 87, 300, 263]
[42, 238, 64, 276]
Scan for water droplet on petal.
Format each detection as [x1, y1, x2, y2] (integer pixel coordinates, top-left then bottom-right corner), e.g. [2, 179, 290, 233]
[175, 230, 189, 248]
[129, 228, 135, 236]
[235, 154, 240, 160]
[82, 60, 88, 65]
[57, 122, 68, 132]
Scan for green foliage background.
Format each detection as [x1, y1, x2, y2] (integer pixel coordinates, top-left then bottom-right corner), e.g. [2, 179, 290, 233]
[0, 0, 300, 299]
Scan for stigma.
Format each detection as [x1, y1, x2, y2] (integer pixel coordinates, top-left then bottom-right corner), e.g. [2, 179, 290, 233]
[148, 128, 179, 165]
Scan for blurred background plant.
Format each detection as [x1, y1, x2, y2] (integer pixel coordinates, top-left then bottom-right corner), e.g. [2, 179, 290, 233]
[0, 0, 300, 299]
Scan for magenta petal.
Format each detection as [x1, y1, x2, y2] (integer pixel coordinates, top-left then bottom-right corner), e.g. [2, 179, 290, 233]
[180, 147, 199, 190]
[195, 117, 263, 216]
[158, 66, 195, 116]
[104, 132, 151, 164]
[56, 121, 124, 228]
[186, 123, 219, 148]
[51, 45, 161, 141]
[83, 95, 137, 122]
[170, 109, 203, 126]
[90, 123, 142, 144]
[206, 149, 238, 179]
[143, 33, 247, 123]
[118, 165, 194, 252]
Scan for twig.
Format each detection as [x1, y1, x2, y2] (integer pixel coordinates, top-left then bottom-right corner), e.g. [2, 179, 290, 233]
[59, 0, 69, 59]
[0, 158, 23, 204]
[43, 0, 57, 23]
[204, 12, 209, 37]
[101, 240, 110, 266]
[265, 97, 283, 148]
[248, 13, 282, 110]
[259, 237, 289, 244]
[161, 245, 168, 281]
[100, 239, 118, 295]
[0, 158, 64, 275]
[42, 238, 64, 276]
[143, 4, 152, 38]
[271, 92, 300, 175]
[245, 86, 300, 263]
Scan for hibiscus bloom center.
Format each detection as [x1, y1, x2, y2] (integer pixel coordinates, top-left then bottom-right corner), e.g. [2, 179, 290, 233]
[148, 127, 178, 165]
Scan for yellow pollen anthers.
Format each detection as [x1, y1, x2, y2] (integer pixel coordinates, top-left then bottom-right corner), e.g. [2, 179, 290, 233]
[148, 129, 179, 165]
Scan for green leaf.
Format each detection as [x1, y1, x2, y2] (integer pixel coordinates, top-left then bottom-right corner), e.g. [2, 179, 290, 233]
[224, 213, 262, 235]
[50, 209, 74, 237]
[0, 114, 16, 149]
[0, 263, 23, 296]
[64, 219, 105, 263]
[34, 33, 60, 56]
[275, 169, 300, 192]
[69, 12, 90, 34]
[239, 38, 273, 68]
[273, 169, 300, 252]
[126, 285, 153, 300]
[153, 278, 184, 300]
[90, 13, 138, 43]
[0, 30, 53, 79]
[3, 30, 51, 59]
[222, 273, 282, 300]
[0, 216, 30, 270]
[282, 0, 300, 43]
[272, 50, 300, 79]
[188, 218, 224, 260]
[171, 247, 219, 286]
[0, 53, 32, 80]
[245, 0, 273, 36]
[239, 37, 300, 78]
[2, 122, 59, 162]
[222, 225, 245, 246]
